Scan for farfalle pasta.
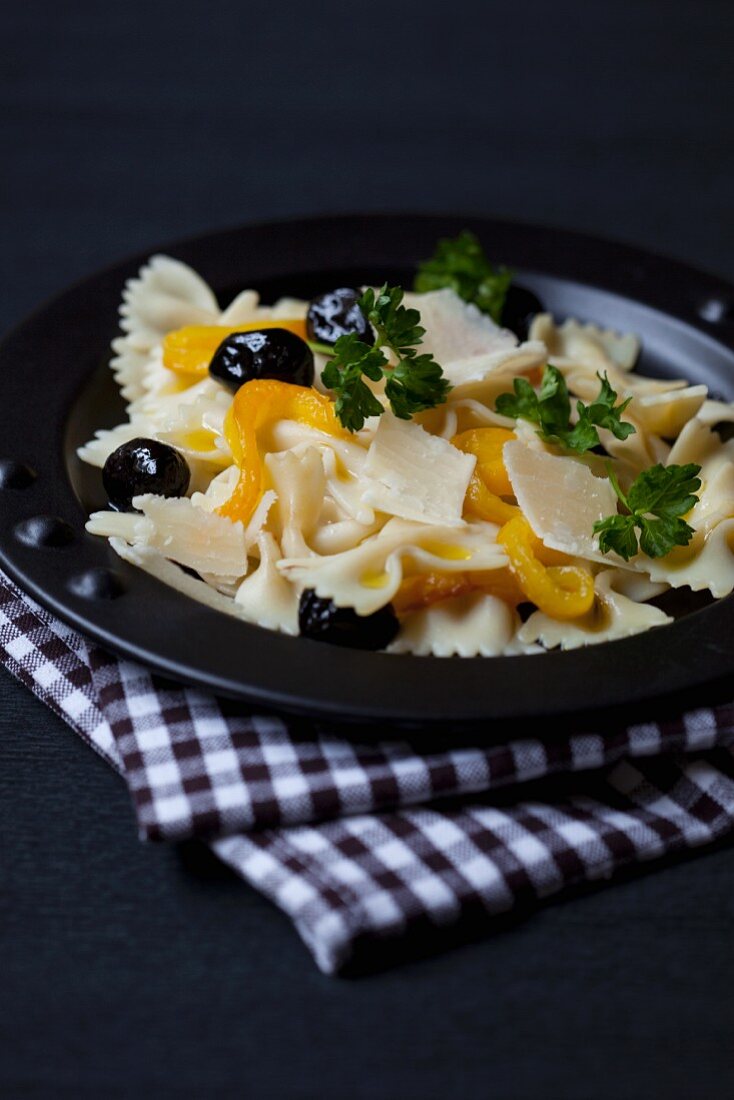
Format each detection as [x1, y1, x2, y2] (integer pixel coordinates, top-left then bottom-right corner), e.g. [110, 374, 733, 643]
[80, 241, 734, 657]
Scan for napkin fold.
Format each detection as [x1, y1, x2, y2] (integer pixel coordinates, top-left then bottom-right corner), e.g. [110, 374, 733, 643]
[2, 570, 733, 974]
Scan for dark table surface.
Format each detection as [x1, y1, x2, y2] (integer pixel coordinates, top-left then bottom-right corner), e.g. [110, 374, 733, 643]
[3, 2, 734, 1096]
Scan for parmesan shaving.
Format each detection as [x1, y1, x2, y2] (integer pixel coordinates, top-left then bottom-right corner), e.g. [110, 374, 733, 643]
[503, 440, 617, 559]
[361, 413, 475, 526]
[405, 287, 544, 388]
[124, 494, 248, 577]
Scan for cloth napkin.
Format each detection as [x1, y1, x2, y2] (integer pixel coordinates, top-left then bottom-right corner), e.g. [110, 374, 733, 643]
[2, 570, 734, 975]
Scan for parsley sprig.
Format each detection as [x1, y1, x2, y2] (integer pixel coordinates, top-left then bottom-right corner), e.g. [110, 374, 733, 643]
[495, 365, 636, 455]
[414, 230, 512, 323]
[593, 463, 702, 560]
[321, 285, 451, 432]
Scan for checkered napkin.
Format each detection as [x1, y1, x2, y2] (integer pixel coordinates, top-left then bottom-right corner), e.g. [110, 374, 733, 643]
[2, 570, 734, 974]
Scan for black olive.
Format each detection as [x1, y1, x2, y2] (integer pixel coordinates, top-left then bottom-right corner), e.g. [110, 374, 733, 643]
[306, 288, 375, 347]
[102, 438, 191, 512]
[209, 328, 314, 392]
[298, 589, 399, 651]
[501, 284, 544, 341]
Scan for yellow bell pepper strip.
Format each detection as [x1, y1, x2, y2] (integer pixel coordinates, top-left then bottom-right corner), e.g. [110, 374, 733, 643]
[452, 427, 519, 525]
[497, 515, 595, 620]
[452, 428, 515, 495]
[217, 379, 347, 524]
[393, 568, 526, 614]
[530, 534, 572, 568]
[463, 475, 519, 525]
[393, 572, 473, 613]
[163, 320, 309, 378]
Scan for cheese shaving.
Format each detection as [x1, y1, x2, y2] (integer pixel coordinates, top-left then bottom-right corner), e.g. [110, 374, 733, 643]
[503, 440, 617, 559]
[361, 413, 475, 526]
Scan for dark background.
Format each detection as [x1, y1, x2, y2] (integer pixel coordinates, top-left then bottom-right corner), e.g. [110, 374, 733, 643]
[3, 2, 734, 1096]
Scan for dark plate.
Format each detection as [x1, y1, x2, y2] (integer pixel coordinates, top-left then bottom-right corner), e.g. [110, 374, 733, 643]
[1, 214, 733, 729]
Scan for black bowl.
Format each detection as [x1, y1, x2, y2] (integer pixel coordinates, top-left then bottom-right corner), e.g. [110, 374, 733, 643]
[1, 214, 733, 730]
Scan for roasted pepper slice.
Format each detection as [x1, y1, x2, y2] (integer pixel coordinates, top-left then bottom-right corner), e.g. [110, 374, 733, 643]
[452, 427, 519, 525]
[452, 428, 515, 495]
[497, 515, 595, 620]
[463, 475, 519, 525]
[393, 568, 526, 613]
[163, 320, 309, 378]
[218, 379, 345, 524]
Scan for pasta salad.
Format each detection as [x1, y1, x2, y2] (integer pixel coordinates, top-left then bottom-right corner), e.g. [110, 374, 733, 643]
[79, 234, 734, 657]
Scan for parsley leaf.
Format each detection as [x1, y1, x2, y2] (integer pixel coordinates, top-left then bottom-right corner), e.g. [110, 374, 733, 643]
[495, 366, 636, 455]
[414, 230, 512, 323]
[494, 376, 540, 422]
[385, 354, 450, 420]
[592, 512, 640, 561]
[637, 515, 695, 559]
[320, 286, 451, 431]
[626, 462, 702, 518]
[563, 412, 604, 455]
[361, 286, 425, 355]
[321, 335, 385, 432]
[584, 375, 636, 440]
[593, 462, 702, 560]
[536, 364, 572, 439]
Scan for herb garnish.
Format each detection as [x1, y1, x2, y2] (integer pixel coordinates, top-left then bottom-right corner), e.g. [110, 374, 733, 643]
[414, 230, 512, 323]
[495, 365, 636, 455]
[321, 285, 451, 432]
[593, 462, 702, 560]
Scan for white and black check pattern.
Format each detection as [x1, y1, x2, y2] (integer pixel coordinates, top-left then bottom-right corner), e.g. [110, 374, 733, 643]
[85, 643, 734, 842]
[2, 569, 734, 974]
